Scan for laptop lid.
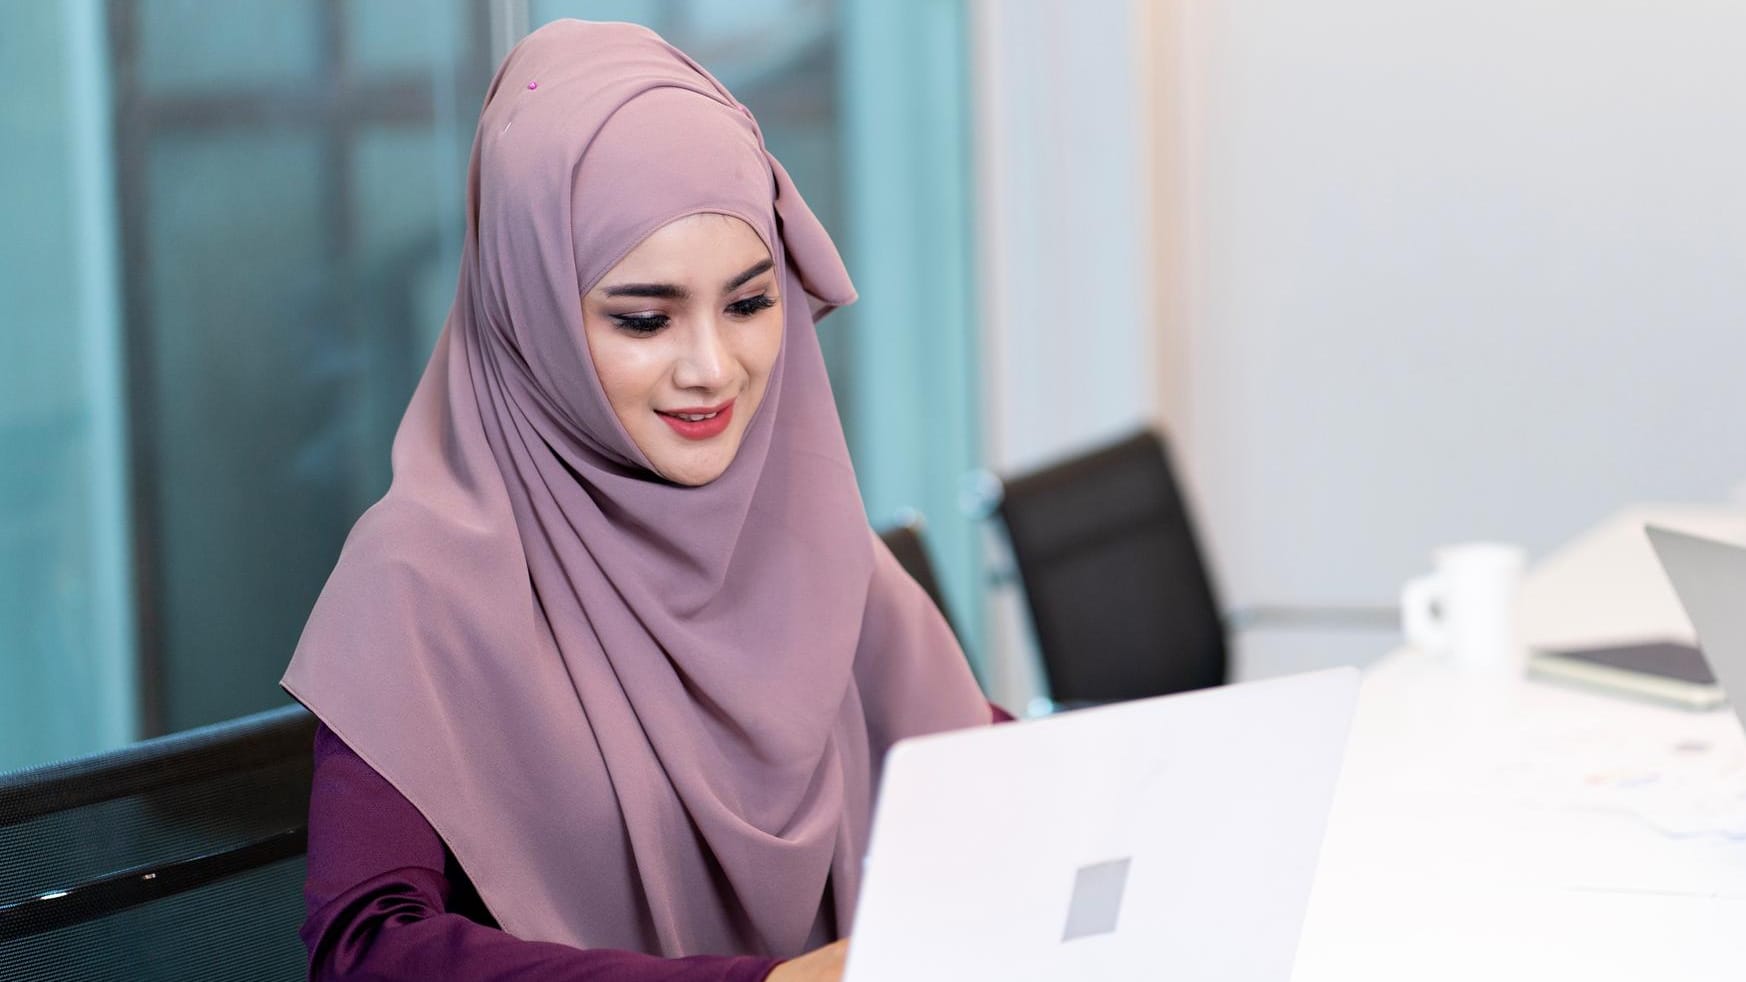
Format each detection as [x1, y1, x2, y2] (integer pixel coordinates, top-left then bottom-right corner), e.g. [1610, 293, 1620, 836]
[842, 667, 1359, 982]
[1646, 524, 1746, 731]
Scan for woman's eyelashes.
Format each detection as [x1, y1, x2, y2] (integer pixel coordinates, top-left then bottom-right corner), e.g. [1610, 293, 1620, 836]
[609, 292, 778, 336]
[726, 293, 777, 317]
[612, 313, 668, 335]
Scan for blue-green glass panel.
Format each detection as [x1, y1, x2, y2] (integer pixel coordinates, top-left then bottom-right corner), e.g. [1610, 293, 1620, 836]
[353, 125, 461, 268]
[344, 0, 465, 74]
[0, 0, 134, 771]
[349, 123, 468, 496]
[530, 0, 669, 31]
[145, 131, 335, 733]
[838, 0, 984, 667]
[137, 0, 321, 94]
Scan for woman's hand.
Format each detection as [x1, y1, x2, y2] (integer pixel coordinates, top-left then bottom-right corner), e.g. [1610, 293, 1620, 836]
[767, 938, 849, 982]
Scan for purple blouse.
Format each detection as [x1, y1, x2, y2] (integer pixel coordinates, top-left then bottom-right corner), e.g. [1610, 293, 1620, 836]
[303, 723, 781, 980]
[303, 704, 1013, 980]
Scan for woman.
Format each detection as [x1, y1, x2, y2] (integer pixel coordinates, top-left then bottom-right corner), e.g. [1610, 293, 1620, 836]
[281, 19, 996, 982]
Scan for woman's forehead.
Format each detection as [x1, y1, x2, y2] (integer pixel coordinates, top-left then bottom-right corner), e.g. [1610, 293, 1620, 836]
[591, 213, 773, 291]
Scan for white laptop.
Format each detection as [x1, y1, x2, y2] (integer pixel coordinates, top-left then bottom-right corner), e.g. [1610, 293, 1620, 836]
[842, 667, 1359, 982]
[1646, 524, 1746, 728]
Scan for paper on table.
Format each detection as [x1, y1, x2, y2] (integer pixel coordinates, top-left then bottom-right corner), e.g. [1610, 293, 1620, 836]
[1344, 653, 1746, 899]
[1479, 721, 1746, 841]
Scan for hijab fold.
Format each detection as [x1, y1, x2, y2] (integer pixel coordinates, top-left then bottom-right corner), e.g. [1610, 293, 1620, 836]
[282, 19, 988, 957]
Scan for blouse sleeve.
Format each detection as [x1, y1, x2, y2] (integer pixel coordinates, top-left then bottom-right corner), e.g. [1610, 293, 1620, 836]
[302, 723, 783, 982]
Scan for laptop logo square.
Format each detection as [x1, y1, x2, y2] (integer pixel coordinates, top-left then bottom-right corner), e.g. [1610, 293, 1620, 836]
[1062, 857, 1131, 941]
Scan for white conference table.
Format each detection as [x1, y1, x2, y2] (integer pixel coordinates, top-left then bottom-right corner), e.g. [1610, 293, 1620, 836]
[1291, 504, 1746, 981]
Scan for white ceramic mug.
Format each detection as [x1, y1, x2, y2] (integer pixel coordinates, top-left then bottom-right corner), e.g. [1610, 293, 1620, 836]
[1401, 542, 1528, 671]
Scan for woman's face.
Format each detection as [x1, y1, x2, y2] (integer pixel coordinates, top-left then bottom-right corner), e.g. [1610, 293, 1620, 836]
[581, 213, 783, 486]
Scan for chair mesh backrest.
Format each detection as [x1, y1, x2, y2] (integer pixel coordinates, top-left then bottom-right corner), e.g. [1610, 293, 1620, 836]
[998, 428, 1227, 703]
[0, 704, 316, 981]
[878, 521, 960, 645]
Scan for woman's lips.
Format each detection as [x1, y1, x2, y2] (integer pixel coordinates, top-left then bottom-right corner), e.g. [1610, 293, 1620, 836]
[656, 399, 734, 440]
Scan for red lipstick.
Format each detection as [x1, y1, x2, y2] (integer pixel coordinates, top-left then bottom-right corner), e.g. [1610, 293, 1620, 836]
[657, 399, 734, 440]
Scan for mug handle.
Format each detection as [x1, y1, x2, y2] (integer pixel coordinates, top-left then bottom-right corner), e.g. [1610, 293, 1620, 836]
[1401, 574, 1449, 656]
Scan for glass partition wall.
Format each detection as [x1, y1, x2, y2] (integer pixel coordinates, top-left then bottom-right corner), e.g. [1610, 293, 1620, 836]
[0, 0, 981, 769]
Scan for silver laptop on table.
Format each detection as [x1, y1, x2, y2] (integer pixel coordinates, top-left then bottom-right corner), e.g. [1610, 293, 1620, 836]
[842, 668, 1359, 982]
[1647, 524, 1746, 729]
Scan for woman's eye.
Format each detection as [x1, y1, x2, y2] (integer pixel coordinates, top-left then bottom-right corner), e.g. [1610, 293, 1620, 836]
[726, 293, 777, 318]
[612, 314, 668, 335]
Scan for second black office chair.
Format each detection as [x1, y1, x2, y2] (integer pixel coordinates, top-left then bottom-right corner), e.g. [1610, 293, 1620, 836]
[0, 704, 316, 980]
[996, 427, 1226, 705]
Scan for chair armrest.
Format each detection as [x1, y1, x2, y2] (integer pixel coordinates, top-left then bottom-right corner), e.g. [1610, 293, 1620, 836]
[1224, 605, 1399, 633]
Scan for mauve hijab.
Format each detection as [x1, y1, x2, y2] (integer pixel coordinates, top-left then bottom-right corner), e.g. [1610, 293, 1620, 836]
[281, 18, 988, 959]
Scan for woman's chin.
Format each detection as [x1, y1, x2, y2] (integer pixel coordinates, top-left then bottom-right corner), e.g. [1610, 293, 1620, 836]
[648, 441, 739, 486]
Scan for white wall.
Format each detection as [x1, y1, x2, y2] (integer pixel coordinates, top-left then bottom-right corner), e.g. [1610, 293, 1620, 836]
[1153, 0, 1746, 663]
[975, 1, 1746, 698]
[973, 0, 1157, 476]
[971, 0, 1158, 708]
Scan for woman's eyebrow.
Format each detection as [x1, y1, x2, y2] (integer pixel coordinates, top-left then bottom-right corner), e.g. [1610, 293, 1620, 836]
[723, 259, 774, 292]
[599, 259, 772, 300]
[603, 281, 685, 299]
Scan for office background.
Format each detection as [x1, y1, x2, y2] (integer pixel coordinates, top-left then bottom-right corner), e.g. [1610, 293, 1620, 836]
[3, 0, 1744, 772]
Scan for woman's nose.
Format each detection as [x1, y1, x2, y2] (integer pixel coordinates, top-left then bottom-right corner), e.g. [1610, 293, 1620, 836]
[672, 317, 731, 391]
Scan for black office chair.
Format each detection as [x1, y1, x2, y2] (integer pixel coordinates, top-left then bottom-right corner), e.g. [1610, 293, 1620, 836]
[996, 428, 1227, 705]
[878, 517, 961, 647]
[0, 704, 317, 980]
